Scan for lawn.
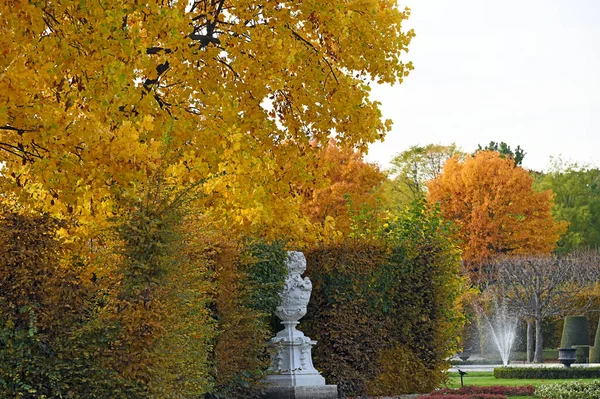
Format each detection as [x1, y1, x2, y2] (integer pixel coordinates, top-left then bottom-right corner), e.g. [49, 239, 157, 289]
[447, 371, 585, 388]
[445, 371, 588, 398]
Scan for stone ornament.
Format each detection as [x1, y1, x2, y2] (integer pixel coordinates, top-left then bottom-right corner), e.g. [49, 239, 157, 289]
[266, 251, 326, 387]
[274, 251, 313, 322]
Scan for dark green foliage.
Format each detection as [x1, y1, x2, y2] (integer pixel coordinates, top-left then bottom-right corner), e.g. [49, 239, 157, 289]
[304, 200, 463, 396]
[574, 345, 590, 363]
[242, 240, 288, 316]
[206, 240, 289, 399]
[533, 166, 600, 253]
[561, 316, 591, 348]
[475, 141, 525, 166]
[304, 243, 389, 396]
[590, 319, 600, 362]
[494, 366, 600, 379]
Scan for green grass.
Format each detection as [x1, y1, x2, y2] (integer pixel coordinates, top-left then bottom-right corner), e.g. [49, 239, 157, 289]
[447, 371, 588, 388]
[451, 349, 559, 365]
[446, 371, 590, 398]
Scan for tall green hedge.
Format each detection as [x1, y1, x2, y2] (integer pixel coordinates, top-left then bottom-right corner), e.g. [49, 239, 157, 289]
[591, 320, 600, 363]
[303, 201, 464, 396]
[494, 367, 600, 379]
[561, 316, 591, 348]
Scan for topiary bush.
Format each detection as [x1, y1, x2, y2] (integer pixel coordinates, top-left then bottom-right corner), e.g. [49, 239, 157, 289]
[590, 319, 600, 363]
[561, 316, 591, 348]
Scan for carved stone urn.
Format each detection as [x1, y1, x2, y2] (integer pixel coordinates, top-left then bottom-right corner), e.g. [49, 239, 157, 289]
[266, 251, 326, 387]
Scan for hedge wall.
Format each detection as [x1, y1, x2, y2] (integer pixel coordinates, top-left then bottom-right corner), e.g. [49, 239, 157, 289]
[0, 204, 289, 399]
[303, 201, 464, 396]
[494, 367, 600, 379]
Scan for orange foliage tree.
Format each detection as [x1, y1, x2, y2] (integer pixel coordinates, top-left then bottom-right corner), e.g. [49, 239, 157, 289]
[300, 141, 386, 236]
[427, 151, 566, 280]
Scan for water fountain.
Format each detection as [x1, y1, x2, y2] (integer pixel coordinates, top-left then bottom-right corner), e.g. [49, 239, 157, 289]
[477, 299, 518, 367]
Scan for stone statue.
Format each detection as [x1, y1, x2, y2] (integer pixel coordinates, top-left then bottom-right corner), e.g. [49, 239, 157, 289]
[266, 251, 326, 387]
[275, 251, 313, 322]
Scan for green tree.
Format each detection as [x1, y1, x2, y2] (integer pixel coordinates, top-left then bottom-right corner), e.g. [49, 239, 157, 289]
[475, 141, 525, 166]
[533, 162, 600, 253]
[387, 143, 464, 203]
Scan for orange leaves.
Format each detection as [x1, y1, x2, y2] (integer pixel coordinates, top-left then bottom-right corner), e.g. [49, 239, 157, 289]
[300, 140, 386, 237]
[427, 151, 567, 278]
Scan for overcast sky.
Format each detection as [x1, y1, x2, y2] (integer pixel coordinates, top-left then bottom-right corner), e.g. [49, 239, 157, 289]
[365, 0, 600, 172]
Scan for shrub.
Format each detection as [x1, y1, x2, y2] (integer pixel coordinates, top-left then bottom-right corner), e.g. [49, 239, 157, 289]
[304, 243, 389, 396]
[561, 316, 591, 347]
[204, 238, 289, 399]
[0, 208, 151, 398]
[590, 321, 600, 363]
[494, 366, 600, 379]
[449, 359, 502, 365]
[536, 379, 600, 399]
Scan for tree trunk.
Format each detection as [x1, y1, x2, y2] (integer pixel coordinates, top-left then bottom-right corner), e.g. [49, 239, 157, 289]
[534, 317, 543, 363]
[527, 320, 535, 363]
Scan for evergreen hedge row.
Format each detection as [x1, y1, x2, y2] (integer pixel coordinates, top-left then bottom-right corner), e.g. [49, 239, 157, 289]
[493, 367, 600, 379]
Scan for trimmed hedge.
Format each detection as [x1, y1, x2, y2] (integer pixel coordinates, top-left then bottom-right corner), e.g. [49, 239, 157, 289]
[304, 201, 463, 396]
[561, 316, 591, 347]
[493, 366, 600, 379]
[591, 320, 600, 363]
[450, 359, 502, 366]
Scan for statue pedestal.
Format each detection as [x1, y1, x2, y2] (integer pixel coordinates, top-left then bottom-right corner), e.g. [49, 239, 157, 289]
[262, 386, 338, 399]
[267, 322, 326, 387]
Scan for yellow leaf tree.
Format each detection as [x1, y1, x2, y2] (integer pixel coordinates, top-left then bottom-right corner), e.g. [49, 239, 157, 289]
[0, 0, 414, 240]
[427, 151, 567, 280]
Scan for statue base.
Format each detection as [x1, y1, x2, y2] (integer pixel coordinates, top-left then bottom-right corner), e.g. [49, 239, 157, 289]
[266, 371, 326, 386]
[267, 321, 326, 386]
[261, 385, 338, 399]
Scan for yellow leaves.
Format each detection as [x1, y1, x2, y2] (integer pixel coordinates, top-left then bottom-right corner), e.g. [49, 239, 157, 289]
[1, 0, 413, 247]
[138, 114, 155, 132]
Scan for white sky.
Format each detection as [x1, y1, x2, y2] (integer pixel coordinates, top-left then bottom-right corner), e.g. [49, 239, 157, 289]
[365, 0, 600, 172]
